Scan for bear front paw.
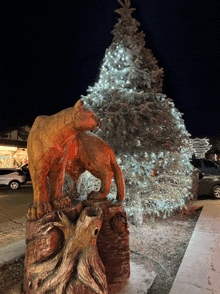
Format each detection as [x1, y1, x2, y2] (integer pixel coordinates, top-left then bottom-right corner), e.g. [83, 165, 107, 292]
[27, 202, 52, 220]
[53, 197, 71, 210]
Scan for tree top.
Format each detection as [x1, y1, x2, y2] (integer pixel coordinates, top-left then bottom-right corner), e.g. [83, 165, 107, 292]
[118, 0, 131, 8]
[115, 0, 136, 16]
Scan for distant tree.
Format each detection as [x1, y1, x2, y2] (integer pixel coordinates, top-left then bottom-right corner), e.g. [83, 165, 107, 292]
[78, 0, 194, 219]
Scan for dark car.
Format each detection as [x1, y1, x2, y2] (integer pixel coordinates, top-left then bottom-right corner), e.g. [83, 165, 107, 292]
[20, 164, 31, 181]
[191, 158, 220, 175]
[191, 159, 220, 199]
[197, 172, 220, 199]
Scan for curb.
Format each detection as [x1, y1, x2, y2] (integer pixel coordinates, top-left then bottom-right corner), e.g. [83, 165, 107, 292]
[0, 240, 26, 268]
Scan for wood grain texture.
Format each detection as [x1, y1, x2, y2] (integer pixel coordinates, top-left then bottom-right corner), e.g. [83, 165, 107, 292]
[23, 203, 107, 294]
[83, 200, 130, 285]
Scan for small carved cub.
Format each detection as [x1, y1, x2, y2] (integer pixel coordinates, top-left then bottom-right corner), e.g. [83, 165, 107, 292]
[65, 131, 124, 201]
[27, 99, 100, 220]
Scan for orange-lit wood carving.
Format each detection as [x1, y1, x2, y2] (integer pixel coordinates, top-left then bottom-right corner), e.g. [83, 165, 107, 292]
[23, 205, 108, 294]
[65, 131, 124, 201]
[27, 99, 100, 220]
[24, 100, 129, 294]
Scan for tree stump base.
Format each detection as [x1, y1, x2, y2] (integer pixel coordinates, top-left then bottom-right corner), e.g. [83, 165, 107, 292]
[23, 199, 130, 294]
[83, 199, 130, 287]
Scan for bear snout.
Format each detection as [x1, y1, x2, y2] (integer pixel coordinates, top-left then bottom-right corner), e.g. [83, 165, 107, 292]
[94, 117, 101, 129]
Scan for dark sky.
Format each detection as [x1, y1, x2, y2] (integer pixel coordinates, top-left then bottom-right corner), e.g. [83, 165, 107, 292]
[1, 0, 220, 137]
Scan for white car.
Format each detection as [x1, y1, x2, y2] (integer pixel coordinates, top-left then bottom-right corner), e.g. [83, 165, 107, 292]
[0, 168, 27, 190]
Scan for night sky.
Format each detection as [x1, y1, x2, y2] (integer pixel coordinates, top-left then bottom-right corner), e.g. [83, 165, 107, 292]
[1, 0, 220, 137]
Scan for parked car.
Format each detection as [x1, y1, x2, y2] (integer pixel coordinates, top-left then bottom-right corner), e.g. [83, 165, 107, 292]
[197, 172, 220, 199]
[191, 158, 220, 175]
[0, 168, 27, 190]
[20, 164, 31, 181]
[191, 159, 220, 199]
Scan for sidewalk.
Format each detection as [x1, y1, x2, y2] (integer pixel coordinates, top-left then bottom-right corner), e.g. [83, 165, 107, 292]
[0, 240, 25, 267]
[170, 199, 220, 294]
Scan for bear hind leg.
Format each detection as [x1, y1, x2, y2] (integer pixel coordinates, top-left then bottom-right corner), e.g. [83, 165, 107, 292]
[88, 171, 113, 200]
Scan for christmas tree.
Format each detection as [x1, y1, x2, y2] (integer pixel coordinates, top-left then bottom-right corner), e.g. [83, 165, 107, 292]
[77, 0, 194, 219]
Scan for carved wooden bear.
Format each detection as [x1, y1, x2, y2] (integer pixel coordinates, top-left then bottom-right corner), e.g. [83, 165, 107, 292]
[27, 99, 100, 220]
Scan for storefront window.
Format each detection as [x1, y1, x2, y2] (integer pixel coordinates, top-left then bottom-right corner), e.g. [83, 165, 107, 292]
[0, 155, 10, 167]
[0, 146, 28, 168]
[13, 149, 28, 167]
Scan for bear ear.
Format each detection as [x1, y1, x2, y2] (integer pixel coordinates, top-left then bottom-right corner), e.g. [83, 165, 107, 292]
[79, 99, 84, 106]
[74, 99, 84, 110]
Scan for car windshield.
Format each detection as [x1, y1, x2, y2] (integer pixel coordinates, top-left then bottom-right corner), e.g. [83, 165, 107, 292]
[191, 160, 201, 168]
[203, 160, 217, 168]
[17, 170, 25, 175]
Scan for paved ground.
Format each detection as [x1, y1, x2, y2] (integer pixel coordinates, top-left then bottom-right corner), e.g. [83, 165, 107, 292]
[0, 182, 33, 224]
[0, 183, 33, 248]
[170, 199, 220, 294]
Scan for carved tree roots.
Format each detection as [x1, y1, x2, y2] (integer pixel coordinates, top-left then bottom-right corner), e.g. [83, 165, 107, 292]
[23, 200, 130, 294]
[23, 203, 107, 294]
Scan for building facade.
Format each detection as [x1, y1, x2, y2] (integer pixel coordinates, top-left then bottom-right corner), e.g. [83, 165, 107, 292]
[0, 126, 30, 168]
